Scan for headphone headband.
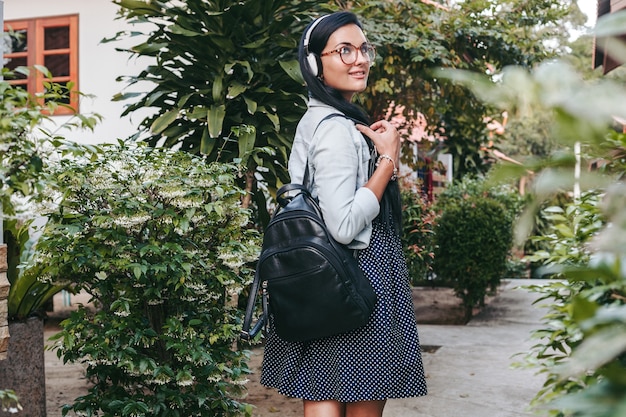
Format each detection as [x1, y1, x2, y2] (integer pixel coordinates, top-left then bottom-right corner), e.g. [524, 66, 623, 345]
[303, 14, 330, 55]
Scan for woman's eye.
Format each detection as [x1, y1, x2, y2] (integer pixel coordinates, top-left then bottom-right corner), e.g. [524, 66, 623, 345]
[339, 46, 353, 55]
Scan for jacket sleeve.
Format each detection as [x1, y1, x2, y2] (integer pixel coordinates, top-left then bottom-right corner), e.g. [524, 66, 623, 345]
[310, 119, 379, 246]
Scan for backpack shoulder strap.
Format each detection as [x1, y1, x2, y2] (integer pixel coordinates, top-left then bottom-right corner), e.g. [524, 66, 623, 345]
[276, 183, 307, 207]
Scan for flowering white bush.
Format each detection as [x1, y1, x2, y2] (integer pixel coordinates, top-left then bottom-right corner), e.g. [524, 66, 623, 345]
[29, 142, 260, 416]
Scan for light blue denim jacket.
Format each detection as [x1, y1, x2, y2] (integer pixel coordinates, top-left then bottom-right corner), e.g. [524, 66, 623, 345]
[288, 98, 380, 249]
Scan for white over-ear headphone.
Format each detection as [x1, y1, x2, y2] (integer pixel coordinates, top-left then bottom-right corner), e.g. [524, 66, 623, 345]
[303, 15, 330, 77]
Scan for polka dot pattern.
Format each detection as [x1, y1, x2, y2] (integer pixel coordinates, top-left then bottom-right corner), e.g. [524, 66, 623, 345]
[260, 220, 428, 402]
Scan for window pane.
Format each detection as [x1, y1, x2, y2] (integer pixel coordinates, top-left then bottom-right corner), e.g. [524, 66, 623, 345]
[4, 56, 28, 78]
[44, 26, 69, 50]
[45, 81, 71, 105]
[3, 29, 28, 53]
[44, 54, 69, 77]
[5, 16, 78, 113]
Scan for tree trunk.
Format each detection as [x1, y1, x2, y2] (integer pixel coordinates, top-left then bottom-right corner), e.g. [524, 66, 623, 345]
[0, 317, 46, 417]
[241, 169, 255, 209]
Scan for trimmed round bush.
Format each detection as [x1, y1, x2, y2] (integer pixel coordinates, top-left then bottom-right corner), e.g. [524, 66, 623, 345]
[433, 197, 513, 321]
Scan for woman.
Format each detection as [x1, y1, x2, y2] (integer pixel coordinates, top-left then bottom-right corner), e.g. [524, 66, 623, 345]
[260, 11, 427, 417]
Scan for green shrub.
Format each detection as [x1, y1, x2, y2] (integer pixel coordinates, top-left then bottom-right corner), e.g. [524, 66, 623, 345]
[31, 143, 260, 417]
[434, 175, 526, 281]
[434, 175, 524, 218]
[433, 197, 513, 321]
[524, 190, 605, 276]
[401, 175, 523, 288]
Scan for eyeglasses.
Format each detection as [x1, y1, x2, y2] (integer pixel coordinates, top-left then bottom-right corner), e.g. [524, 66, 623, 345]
[319, 42, 376, 66]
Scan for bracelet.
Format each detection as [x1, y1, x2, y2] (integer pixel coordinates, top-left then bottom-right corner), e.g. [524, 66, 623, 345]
[375, 154, 398, 181]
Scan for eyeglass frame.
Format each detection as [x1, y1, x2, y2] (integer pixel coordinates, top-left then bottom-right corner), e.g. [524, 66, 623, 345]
[319, 42, 376, 66]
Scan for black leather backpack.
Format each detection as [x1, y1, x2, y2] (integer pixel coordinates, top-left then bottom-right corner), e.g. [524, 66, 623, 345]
[241, 116, 377, 343]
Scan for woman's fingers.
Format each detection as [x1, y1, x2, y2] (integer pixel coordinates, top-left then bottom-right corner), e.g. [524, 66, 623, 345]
[355, 123, 375, 137]
[368, 120, 391, 133]
[356, 121, 400, 159]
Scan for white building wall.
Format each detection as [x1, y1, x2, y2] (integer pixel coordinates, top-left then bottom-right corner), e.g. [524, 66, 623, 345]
[4, 0, 153, 144]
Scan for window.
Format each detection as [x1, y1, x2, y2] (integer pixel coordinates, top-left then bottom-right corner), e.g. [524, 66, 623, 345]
[3, 15, 79, 114]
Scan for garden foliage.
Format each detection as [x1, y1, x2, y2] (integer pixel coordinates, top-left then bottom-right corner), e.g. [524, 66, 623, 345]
[400, 174, 522, 289]
[433, 175, 524, 218]
[109, 0, 584, 219]
[439, 13, 626, 413]
[31, 143, 260, 416]
[352, 0, 581, 179]
[524, 191, 605, 275]
[520, 146, 626, 417]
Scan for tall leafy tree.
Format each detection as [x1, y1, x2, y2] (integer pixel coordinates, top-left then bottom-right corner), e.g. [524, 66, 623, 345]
[354, 0, 585, 178]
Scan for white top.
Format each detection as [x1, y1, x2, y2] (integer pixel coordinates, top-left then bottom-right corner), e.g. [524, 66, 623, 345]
[288, 98, 380, 249]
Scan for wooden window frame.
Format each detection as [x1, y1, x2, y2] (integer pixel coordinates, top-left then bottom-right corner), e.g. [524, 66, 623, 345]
[3, 15, 79, 114]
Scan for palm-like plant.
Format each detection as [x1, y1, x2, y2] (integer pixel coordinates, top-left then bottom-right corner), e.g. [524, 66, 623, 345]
[110, 0, 326, 222]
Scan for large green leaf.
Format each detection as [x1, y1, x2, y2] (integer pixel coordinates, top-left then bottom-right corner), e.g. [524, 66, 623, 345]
[279, 60, 304, 84]
[114, 0, 163, 18]
[170, 24, 202, 37]
[132, 42, 169, 55]
[237, 126, 256, 159]
[227, 83, 247, 99]
[207, 105, 226, 138]
[212, 74, 223, 101]
[244, 96, 257, 114]
[150, 109, 179, 134]
[4, 220, 67, 320]
[200, 128, 216, 156]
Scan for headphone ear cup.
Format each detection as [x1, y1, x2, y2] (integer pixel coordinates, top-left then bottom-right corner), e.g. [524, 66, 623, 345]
[306, 52, 320, 77]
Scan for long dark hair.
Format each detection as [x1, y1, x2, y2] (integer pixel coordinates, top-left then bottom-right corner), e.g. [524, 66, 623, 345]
[298, 11, 402, 235]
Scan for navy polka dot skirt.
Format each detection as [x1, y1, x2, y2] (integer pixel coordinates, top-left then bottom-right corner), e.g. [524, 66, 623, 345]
[260, 220, 428, 402]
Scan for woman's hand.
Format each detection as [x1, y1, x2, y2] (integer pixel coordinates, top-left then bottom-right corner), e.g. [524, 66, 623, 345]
[357, 120, 401, 199]
[356, 120, 401, 162]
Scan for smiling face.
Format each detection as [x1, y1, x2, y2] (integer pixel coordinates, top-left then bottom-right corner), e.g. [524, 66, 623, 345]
[319, 24, 370, 102]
